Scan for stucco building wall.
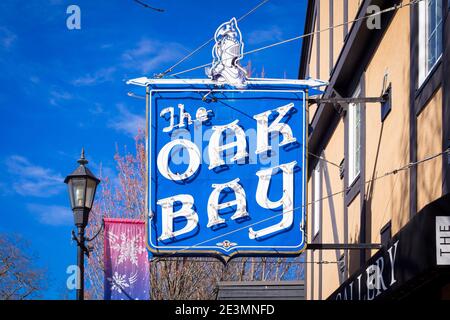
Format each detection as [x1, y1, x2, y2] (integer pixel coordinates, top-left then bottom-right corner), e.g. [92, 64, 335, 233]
[301, 0, 448, 300]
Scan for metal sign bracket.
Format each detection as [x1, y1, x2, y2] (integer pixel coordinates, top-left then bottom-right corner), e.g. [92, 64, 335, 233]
[307, 243, 382, 250]
[308, 95, 389, 106]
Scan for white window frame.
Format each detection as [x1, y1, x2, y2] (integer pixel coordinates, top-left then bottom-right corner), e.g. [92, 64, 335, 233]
[348, 85, 361, 186]
[418, 0, 443, 86]
[313, 162, 321, 238]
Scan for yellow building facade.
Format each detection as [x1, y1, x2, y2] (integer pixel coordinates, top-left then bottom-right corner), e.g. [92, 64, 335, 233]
[300, 0, 450, 300]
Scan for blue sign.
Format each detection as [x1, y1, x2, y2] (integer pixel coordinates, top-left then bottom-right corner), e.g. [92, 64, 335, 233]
[147, 82, 307, 260]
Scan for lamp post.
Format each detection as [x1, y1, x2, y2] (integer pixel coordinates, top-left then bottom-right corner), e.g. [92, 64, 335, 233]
[64, 149, 100, 300]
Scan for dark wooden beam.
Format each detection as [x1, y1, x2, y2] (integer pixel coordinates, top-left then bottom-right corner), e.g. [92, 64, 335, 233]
[306, 243, 382, 250]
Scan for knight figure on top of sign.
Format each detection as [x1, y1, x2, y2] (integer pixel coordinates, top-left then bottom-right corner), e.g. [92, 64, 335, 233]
[206, 17, 247, 88]
[126, 16, 326, 261]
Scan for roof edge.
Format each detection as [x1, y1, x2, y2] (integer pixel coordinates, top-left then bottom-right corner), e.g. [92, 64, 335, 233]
[298, 0, 316, 79]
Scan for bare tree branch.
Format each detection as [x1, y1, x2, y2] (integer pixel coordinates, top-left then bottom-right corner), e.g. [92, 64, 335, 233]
[86, 125, 305, 300]
[0, 234, 47, 300]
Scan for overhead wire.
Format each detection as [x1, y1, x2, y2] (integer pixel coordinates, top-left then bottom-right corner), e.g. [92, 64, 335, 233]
[138, 0, 429, 265]
[149, 147, 450, 264]
[149, 258, 338, 265]
[155, 0, 270, 78]
[164, 0, 423, 78]
[133, 0, 165, 12]
[308, 152, 342, 169]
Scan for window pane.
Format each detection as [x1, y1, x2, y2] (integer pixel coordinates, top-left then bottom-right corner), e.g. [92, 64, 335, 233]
[356, 104, 361, 127]
[347, 92, 362, 185]
[436, 0, 443, 60]
[437, 0, 442, 23]
[355, 146, 361, 177]
[428, 32, 436, 70]
[349, 102, 361, 183]
[356, 104, 361, 177]
[437, 22, 442, 59]
[313, 164, 321, 237]
[428, 0, 436, 32]
[420, 0, 443, 84]
[418, 0, 427, 85]
[349, 104, 355, 183]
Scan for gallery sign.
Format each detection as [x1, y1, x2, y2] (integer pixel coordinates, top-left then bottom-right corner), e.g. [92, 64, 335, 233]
[127, 18, 325, 260]
[328, 194, 450, 300]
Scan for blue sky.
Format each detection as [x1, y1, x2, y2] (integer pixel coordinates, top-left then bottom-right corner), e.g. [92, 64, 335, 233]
[0, 0, 307, 299]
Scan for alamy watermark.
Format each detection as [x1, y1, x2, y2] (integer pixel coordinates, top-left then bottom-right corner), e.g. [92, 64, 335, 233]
[66, 5, 81, 30]
[66, 265, 81, 290]
[367, 5, 382, 30]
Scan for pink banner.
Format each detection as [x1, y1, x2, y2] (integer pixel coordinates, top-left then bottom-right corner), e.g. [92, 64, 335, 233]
[104, 219, 150, 300]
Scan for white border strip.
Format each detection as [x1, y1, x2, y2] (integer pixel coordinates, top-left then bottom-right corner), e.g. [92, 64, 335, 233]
[127, 77, 327, 88]
[148, 88, 306, 253]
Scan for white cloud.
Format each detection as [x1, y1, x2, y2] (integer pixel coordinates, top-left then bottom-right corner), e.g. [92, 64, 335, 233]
[247, 26, 283, 45]
[108, 104, 145, 137]
[5, 155, 64, 197]
[0, 27, 17, 50]
[49, 89, 73, 106]
[50, 90, 72, 100]
[26, 203, 73, 226]
[72, 67, 116, 86]
[122, 39, 187, 74]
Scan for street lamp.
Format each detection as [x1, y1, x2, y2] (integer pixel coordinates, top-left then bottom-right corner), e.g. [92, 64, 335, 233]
[64, 148, 100, 300]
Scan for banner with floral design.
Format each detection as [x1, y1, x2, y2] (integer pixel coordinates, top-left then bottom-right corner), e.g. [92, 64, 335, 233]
[104, 218, 150, 300]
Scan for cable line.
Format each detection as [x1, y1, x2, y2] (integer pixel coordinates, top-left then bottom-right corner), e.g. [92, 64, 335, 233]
[133, 0, 164, 12]
[309, 152, 342, 169]
[149, 258, 337, 265]
[142, 0, 427, 265]
[155, 0, 270, 78]
[149, 147, 449, 263]
[166, 0, 422, 78]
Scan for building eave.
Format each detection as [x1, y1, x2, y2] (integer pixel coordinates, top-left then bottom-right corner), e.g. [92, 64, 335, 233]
[300, 0, 401, 176]
[298, 0, 316, 79]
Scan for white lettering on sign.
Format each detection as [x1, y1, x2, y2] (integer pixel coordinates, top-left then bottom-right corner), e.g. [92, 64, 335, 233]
[157, 194, 198, 241]
[387, 240, 398, 285]
[195, 107, 209, 123]
[366, 257, 387, 300]
[375, 257, 387, 295]
[207, 178, 248, 228]
[178, 104, 193, 128]
[159, 104, 211, 133]
[365, 264, 376, 301]
[335, 240, 399, 300]
[253, 103, 297, 155]
[436, 216, 450, 265]
[249, 161, 296, 239]
[155, 103, 300, 242]
[356, 274, 363, 300]
[208, 120, 248, 170]
[157, 139, 201, 181]
[160, 107, 175, 133]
